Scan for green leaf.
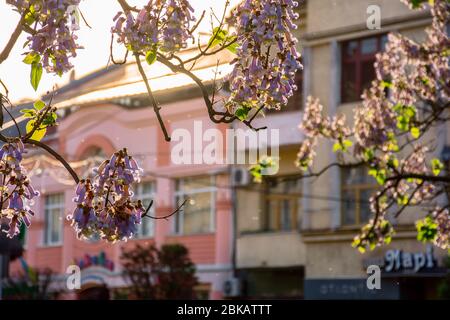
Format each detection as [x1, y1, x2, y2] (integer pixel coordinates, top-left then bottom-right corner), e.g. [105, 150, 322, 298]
[364, 148, 374, 161]
[404, 106, 416, 119]
[225, 36, 238, 54]
[376, 171, 386, 185]
[24, 4, 36, 25]
[416, 216, 438, 243]
[235, 105, 251, 121]
[369, 168, 387, 185]
[368, 168, 378, 178]
[208, 28, 238, 54]
[30, 62, 43, 91]
[208, 27, 228, 48]
[20, 108, 36, 118]
[410, 0, 429, 9]
[410, 127, 420, 139]
[42, 112, 58, 126]
[34, 100, 46, 110]
[23, 52, 40, 65]
[431, 158, 444, 176]
[332, 142, 342, 152]
[396, 115, 409, 131]
[343, 139, 353, 150]
[145, 48, 157, 65]
[381, 80, 392, 89]
[26, 120, 47, 141]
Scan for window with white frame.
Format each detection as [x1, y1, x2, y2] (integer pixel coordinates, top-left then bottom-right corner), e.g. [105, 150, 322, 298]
[44, 193, 64, 246]
[135, 181, 156, 238]
[174, 176, 216, 235]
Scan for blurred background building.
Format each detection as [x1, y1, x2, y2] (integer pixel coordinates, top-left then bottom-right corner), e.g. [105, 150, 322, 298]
[1, 0, 449, 300]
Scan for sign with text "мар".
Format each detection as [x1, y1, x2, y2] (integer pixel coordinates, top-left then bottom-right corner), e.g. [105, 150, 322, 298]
[363, 245, 437, 274]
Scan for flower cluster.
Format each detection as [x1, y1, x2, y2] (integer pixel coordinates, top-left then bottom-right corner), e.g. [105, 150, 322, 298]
[354, 83, 396, 152]
[301, 97, 351, 139]
[68, 149, 145, 242]
[352, 218, 395, 253]
[227, 0, 303, 112]
[0, 141, 39, 238]
[296, 137, 317, 171]
[112, 0, 195, 54]
[296, 97, 351, 170]
[431, 208, 450, 249]
[7, 0, 82, 75]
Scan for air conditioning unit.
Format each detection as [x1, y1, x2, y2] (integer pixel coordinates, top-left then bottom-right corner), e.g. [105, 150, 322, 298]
[223, 278, 242, 297]
[231, 167, 251, 187]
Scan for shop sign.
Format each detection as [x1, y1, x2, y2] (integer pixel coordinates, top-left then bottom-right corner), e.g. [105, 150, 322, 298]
[363, 245, 436, 273]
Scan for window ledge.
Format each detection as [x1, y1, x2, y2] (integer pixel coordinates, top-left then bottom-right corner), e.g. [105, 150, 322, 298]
[301, 224, 417, 243]
[134, 235, 155, 240]
[239, 230, 300, 237]
[338, 101, 361, 109]
[168, 232, 215, 238]
[39, 243, 63, 249]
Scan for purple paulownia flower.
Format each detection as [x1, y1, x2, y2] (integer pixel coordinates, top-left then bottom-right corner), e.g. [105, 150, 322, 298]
[68, 149, 146, 242]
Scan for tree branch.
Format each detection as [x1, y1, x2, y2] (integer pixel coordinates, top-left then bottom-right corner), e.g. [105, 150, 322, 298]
[25, 139, 80, 184]
[0, 13, 25, 65]
[134, 53, 171, 141]
[142, 199, 188, 220]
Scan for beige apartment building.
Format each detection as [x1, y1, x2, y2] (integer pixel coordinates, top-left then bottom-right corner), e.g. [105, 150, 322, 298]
[234, 0, 449, 299]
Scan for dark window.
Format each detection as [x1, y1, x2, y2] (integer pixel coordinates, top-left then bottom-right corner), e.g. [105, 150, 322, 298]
[341, 34, 388, 103]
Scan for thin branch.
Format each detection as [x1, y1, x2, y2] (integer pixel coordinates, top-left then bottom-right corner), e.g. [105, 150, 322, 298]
[1, 101, 22, 136]
[189, 10, 206, 35]
[300, 161, 365, 179]
[25, 139, 80, 184]
[394, 181, 425, 218]
[117, 0, 139, 13]
[157, 54, 234, 123]
[79, 8, 92, 29]
[142, 199, 188, 220]
[0, 14, 25, 64]
[110, 34, 129, 65]
[134, 53, 171, 141]
[386, 173, 450, 184]
[0, 79, 9, 96]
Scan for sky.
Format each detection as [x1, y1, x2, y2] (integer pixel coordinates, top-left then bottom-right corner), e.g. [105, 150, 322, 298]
[0, 0, 240, 103]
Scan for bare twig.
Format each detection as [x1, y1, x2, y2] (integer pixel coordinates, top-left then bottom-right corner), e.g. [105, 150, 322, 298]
[0, 13, 26, 64]
[134, 53, 171, 141]
[142, 198, 188, 220]
[26, 139, 80, 184]
[110, 34, 129, 65]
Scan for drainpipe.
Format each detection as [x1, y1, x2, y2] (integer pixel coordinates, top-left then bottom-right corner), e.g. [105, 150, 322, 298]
[229, 121, 237, 279]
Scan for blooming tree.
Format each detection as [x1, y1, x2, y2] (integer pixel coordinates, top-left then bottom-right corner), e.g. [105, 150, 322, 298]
[0, 1, 302, 242]
[295, 0, 450, 252]
[121, 243, 198, 299]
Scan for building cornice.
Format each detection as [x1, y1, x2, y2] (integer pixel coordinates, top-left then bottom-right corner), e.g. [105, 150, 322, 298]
[303, 11, 431, 46]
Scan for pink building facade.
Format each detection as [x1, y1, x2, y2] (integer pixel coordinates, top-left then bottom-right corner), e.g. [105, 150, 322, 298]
[9, 55, 236, 299]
